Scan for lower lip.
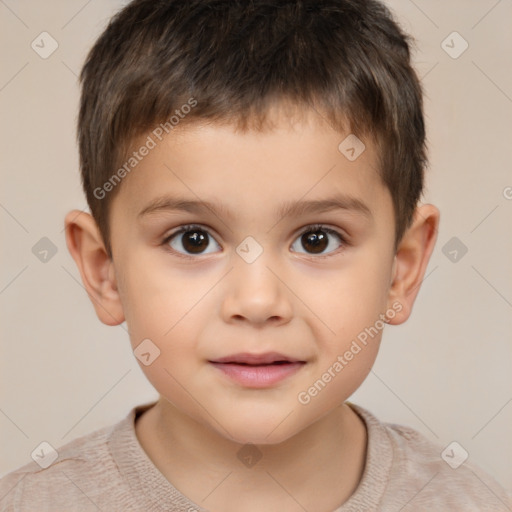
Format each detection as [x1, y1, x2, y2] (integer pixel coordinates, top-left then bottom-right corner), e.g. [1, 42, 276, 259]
[210, 362, 305, 388]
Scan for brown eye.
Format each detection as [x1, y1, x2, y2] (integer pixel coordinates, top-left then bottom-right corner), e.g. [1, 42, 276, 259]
[291, 225, 344, 256]
[181, 229, 209, 253]
[165, 225, 221, 256]
[301, 230, 328, 254]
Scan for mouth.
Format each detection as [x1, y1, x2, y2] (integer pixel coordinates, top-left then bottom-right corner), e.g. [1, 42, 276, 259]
[208, 352, 307, 388]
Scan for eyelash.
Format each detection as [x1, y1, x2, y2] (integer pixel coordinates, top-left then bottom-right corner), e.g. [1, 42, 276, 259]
[161, 223, 348, 260]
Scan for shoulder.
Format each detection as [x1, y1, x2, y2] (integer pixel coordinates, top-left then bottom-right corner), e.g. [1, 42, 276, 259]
[349, 403, 512, 511]
[0, 418, 129, 511]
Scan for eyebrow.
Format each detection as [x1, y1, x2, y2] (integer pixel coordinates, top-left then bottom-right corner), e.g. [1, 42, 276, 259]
[137, 194, 372, 221]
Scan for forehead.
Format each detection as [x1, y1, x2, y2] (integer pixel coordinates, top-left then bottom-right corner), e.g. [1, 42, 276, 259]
[110, 108, 389, 225]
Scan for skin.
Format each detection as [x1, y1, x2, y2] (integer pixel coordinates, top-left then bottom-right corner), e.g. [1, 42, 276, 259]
[65, 104, 439, 512]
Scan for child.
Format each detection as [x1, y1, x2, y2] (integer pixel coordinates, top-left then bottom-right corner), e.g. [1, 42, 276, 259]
[1, 0, 511, 510]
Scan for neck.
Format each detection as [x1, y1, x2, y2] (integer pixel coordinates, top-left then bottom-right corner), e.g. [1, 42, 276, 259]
[135, 398, 367, 512]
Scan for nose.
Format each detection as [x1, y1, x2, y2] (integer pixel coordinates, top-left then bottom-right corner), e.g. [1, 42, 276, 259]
[220, 253, 293, 327]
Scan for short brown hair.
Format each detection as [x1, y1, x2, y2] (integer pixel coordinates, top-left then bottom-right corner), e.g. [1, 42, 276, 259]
[78, 0, 426, 257]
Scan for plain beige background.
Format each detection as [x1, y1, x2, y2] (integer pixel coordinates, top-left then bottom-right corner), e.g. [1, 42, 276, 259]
[1, 0, 511, 494]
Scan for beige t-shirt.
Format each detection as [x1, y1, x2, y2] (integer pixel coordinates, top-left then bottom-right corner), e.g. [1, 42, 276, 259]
[1, 401, 510, 511]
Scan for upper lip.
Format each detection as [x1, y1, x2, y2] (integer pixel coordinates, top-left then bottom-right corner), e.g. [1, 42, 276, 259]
[209, 352, 304, 365]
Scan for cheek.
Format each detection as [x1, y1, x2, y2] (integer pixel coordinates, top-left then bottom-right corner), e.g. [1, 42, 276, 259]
[116, 255, 210, 385]
[116, 254, 205, 344]
[306, 253, 392, 349]
[286, 255, 390, 415]
[118, 266, 208, 414]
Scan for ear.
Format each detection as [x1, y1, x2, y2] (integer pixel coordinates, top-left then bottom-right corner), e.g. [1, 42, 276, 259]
[64, 210, 125, 326]
[386, 204, 440, 324]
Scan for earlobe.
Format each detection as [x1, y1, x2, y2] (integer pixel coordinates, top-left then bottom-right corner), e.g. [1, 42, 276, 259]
[64, 210, 125, 326]
[387, 204, 440, 324]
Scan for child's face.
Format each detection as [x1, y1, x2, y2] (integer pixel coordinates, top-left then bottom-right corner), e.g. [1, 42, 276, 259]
[103, 108, 404, 443]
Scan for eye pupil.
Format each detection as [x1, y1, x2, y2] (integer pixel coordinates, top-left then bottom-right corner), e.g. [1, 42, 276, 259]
[302, 230, 328, 254]
[183, 230, 209, 253]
